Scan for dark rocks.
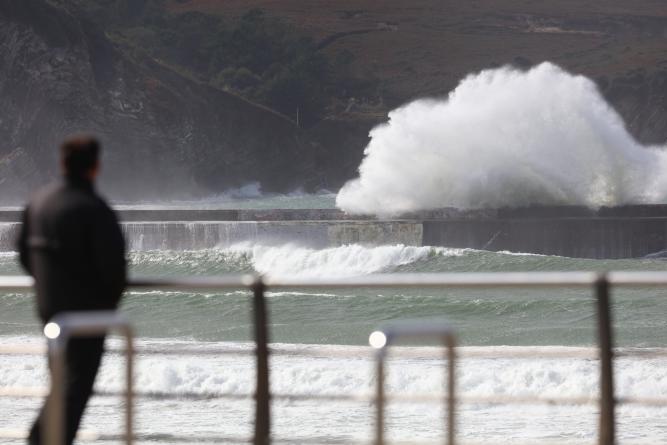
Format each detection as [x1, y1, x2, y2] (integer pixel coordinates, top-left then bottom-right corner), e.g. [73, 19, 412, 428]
[600, 68, 667, 145]
[0, 0, 325, 203]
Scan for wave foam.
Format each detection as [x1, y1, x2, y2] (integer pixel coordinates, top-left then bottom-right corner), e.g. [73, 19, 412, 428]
[227, 243, 458, 278]
[337, 62, 667, 216]
[4, 338, 667, 400]
[4, 338, 667, 441]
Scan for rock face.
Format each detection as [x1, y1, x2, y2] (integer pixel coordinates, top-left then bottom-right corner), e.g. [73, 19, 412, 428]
[2, 0, 666, 206]
[600, 69, 667, 146]
[176, 0, 667, 150]
[0, 0, 322, 202]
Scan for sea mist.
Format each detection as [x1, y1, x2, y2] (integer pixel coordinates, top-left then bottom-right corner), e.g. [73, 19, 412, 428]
[336, 62, 667, 216]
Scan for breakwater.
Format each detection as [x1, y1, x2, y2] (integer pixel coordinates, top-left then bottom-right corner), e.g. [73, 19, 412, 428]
[1, 205, 666, 258]
[121, 221, 422, 251]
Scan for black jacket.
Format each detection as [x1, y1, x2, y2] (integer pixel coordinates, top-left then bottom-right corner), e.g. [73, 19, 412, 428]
[17, 178, 126, 323]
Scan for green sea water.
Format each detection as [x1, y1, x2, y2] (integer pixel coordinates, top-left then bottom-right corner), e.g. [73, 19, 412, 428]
[1, 246, 665, 347]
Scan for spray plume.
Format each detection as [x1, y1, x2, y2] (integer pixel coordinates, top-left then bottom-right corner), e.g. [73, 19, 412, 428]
[336, 62, 667, 216]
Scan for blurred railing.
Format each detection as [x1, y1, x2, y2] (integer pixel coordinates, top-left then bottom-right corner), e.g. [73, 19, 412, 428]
[1, 271, 667, 444]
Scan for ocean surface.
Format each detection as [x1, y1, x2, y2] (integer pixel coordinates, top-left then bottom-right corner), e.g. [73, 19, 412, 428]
[1, 196, 667, 444]
[113, 186, 338, 210]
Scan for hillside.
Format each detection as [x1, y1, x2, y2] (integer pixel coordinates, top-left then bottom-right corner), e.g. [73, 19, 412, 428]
[0, 0, 340, 202]
[169, 0, 667, 145]
[1, 0, 666, 203]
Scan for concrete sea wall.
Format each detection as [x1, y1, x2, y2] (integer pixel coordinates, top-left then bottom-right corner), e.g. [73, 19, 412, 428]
[122, 221, 422, 250]
[423, 218, 667, 259]
[1, 205, 666, 258]
[0, 221, 423, 251]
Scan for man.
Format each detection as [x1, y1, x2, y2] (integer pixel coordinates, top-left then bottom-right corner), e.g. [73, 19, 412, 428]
[18, 135, 126, 444]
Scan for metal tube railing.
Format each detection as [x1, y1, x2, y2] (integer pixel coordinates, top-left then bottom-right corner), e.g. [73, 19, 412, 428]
[251, 277, 271, 445]
[370, 320, 457, 445]
[595, 276, 614, 445]
[262, 272, 599, 289]
[6, 271, 667, 444]
[43, 311, 134, 445]
[2, 270, 666, 290]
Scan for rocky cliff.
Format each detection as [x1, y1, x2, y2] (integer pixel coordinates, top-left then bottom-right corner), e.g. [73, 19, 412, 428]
[0, 0, 330, 202]
[172, 0, 667, 147]
[2, 0, 667, 205]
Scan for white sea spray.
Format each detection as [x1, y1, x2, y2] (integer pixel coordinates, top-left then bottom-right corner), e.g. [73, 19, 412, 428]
[337, 62, 667, 216]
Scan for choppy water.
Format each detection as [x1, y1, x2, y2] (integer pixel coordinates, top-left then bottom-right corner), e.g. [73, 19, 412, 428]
[113, 187, 337, 210]
[2, 246, 666, 346]
[2, 240, 667, 443]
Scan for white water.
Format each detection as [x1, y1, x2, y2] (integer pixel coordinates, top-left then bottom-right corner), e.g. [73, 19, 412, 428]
[3, 336, 667, 443]
[0, 223, 19, 251]
[226, 243, 458, 278]
[126, 243, 456, 278]
[337, 62, 667, 216]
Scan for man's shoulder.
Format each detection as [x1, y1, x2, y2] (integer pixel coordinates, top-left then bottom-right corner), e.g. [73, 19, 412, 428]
[74, 191, 117, 223]
[91, 195, 118, 220]
[31, 182, 63, 201]
[25, 182, 65, 212]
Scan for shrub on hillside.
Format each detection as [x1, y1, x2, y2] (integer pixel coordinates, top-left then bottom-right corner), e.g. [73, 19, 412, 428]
[72, 1, 379, 126]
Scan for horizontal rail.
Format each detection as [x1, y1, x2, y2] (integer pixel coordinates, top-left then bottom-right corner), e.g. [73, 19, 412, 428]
[614, 349, 667, 358]
[263, 272, 600, 289]
[0, 385, 608, 407]
[0, 386, 47, 398]
[2, 427, 657, 445]
[0, 344, 46, 355]
[0, 343, 608, 359]
[2, 271, 667, 292]
[0, 429, 251, 443]
[0, 275, 33, 290]
[4, 342, 667, 361]
[21, 344, 667, 361]
[0, 428, 606, 445]
[0, 271, 667, 292]
[608, 271, 667, 287]
[129, 275, 257, 290]
[0, 272, 614, 291]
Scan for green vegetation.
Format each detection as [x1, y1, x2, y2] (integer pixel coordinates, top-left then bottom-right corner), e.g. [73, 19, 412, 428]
[70, 0, 379, 126]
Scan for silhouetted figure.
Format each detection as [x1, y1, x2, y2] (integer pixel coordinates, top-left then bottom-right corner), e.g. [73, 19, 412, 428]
[17, 136, 126, 444]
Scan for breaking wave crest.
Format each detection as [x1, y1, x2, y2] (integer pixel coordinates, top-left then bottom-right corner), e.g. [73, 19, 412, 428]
[226, 243, 459, 278]
[127, 244, 461, 278]
[337, 62, 667, 216]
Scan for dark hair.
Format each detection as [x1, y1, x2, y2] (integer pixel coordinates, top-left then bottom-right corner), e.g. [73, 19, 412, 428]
[61, 135, 100, 179]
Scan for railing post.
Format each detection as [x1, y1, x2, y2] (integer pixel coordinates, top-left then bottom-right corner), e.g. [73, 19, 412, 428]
[375, 351, 386, 445]
[45, 340, 65, 445]
[252, 277, 271, 445]
[444, 335, 456, 445]
[44, 311, 134, 445]
[124, 328, 135, 445]
[371, 320, 456, 445]
[596, 274, 615, 445]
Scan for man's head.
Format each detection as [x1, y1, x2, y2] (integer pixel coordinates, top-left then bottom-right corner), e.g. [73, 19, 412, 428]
[60, 135, 100, 181]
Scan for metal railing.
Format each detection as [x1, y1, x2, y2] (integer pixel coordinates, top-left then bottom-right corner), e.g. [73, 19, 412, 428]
[43, 311, 134, 445]
[3, 271, 667, 444]
[371, 320, 457, 445]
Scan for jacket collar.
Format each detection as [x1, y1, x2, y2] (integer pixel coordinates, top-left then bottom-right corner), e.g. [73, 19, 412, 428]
[64, 175, 95, 193]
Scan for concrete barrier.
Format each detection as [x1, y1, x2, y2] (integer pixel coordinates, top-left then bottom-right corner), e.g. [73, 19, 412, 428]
[1, 206, 666, 258]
